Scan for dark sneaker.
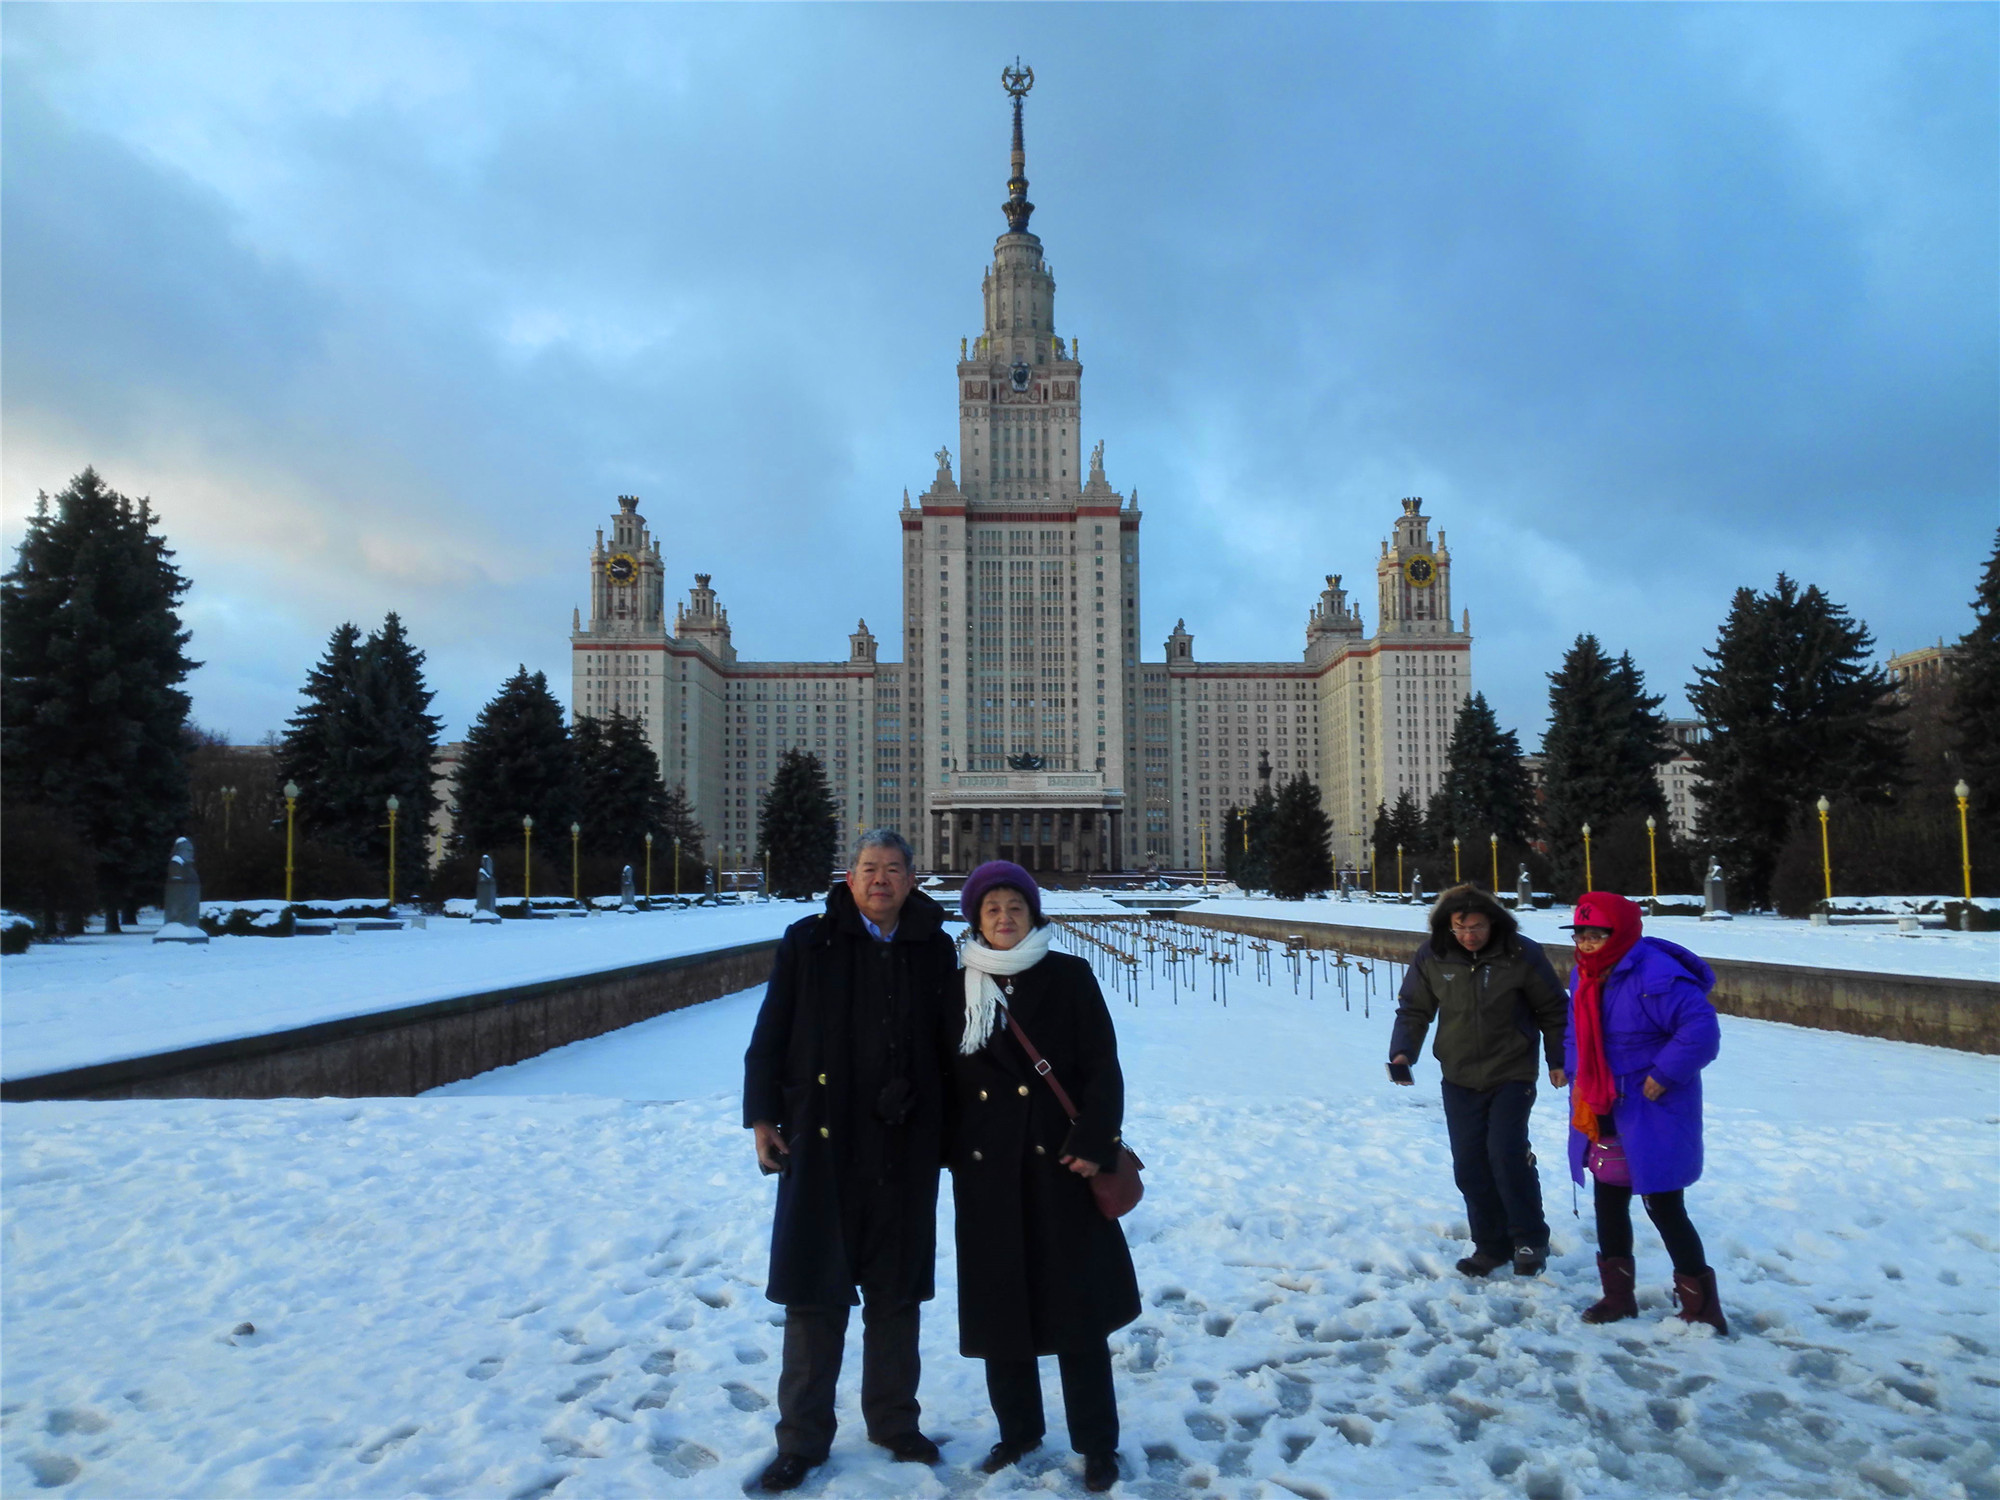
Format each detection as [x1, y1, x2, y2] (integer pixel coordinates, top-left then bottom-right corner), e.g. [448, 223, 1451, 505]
[1456, 1249, 1507, 1277]
[1084, 1450, 1120, 1492]
[1513, 1243, 1548, 1277]
[758, 1454, 818, 1492]
[872, 1432, 941, 1464]
[978, 1439, 1040, 1475]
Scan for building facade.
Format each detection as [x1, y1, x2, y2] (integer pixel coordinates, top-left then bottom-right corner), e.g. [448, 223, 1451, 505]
[568, 75, 1474, 876]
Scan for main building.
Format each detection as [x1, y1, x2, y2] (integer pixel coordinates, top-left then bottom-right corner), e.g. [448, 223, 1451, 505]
[569, 70, 1473, 877]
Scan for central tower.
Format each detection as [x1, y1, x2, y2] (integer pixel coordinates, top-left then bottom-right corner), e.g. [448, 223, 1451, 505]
[899, 62, 1141, 875]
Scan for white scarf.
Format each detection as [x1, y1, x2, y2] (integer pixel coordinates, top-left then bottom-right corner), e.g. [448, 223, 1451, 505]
[959, 926, 1056, 1055]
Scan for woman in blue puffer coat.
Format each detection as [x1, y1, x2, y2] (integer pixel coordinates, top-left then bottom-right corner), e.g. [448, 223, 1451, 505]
[1563, 891, 1728, 1333]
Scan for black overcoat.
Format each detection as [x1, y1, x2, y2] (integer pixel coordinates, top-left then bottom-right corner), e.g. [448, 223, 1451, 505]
[742, 883, 957, 1308]
[947, 949, 1142, 1359]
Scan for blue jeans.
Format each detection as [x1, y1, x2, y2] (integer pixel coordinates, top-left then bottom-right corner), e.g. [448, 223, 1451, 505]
[1441, 1078, 1548, 1256]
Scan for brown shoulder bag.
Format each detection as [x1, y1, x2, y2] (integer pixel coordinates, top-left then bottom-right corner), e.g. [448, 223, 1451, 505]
[1003, 1009, 1146, 1220]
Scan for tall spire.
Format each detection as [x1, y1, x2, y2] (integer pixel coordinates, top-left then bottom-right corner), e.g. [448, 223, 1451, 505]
[1001, 58, 1035, 235]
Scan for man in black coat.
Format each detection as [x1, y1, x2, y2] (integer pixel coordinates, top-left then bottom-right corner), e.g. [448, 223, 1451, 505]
[1389, 882, 1568, 1278]
[742, 829, 958, 1492]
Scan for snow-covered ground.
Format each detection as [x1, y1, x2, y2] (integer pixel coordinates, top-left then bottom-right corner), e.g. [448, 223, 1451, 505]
[0, 904, 803, 1082]
[1184, 897, 2000, 983]
[6, 934, 1997, 1499]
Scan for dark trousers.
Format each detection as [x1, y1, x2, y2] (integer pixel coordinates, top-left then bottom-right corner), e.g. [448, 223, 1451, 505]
[1595, 1181, 1707, 1274]
[985, 1341, 1119, 1456]
[774, 1297, 921, 1462]
[1441, 1077, 1548, 1256]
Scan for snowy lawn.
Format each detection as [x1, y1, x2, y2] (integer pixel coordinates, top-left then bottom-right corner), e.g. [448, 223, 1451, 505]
[0, 904, 803, 1082]
[1185, 897, 2000, 984]
[4, 944, 1998, 1499]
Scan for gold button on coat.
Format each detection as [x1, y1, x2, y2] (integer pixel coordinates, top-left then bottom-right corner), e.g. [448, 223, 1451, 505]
[1017, 1085, 1030, 1097]
[1034, 1144, 1046, 1156]
[819, 1126, 830, 1138]
[972, 1150, 983, 1161]
[978, 1090, 988, 1101]
[817, 1073, 827, 1085]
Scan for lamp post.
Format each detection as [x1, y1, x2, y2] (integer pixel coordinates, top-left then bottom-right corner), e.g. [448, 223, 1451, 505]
[222, 785, 237, 850]
[1956, 780, 1973, 901]
[1489, 831, 1499, 891]
[522, 816, 534, 900]
[1817, 796, 1832, 900]
[1199, 819, 1209, 889]
[283, 781, 300, 903]
[1581, 822, 1593, 892]
[673, 835, 682, 897]
[570, 822, 581, 902]
[644, 832, 654, 903]
[1645, 815, 1658, 900]
[1396, 842, 1404, 895]
[386, 795, 400, 905]
[1452, 836, 1461, 883]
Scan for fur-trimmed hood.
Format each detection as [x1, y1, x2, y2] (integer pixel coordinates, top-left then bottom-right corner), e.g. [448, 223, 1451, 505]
[1427, 882, 1519, 957]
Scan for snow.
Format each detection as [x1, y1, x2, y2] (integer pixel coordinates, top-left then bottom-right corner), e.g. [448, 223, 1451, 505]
[6, 932, 1998, 1498]
[1184, 896, 2000, 983]
[0, 904, 804, 1082]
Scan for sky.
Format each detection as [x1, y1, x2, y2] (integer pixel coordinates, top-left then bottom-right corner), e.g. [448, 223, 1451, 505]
[4, 4, 1994, 751]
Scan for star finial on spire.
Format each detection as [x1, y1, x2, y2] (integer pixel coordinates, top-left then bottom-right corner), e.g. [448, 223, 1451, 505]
[1001, 58, 1035, 234]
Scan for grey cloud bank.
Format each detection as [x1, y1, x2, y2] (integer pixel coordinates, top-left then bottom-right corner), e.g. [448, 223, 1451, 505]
[3, 4, 1993, 748]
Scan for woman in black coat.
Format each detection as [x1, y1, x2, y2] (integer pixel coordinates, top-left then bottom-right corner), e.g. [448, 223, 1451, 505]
[949, 861, 1140, 1494]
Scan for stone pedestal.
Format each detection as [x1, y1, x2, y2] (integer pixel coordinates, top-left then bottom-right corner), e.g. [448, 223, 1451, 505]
[1701, 859, 1733, 922]
[154, 837, 209, 944]
[473, 856, 503, 924]
[619, 865, 638, 914]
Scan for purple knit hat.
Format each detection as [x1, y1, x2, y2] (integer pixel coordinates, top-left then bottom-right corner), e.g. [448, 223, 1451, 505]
[960, 861, 1043, 927]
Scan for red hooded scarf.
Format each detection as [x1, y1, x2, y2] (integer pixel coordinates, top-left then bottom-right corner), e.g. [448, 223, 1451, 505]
[1568, 891, 1644, 1144]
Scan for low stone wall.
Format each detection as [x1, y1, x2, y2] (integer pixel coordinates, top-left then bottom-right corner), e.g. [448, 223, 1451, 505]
[1167, 911, 2000, 1054]
[0, 939, 782, 1102]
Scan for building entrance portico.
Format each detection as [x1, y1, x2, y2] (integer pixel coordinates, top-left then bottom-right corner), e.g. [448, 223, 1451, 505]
[930, 771, 1125, 875]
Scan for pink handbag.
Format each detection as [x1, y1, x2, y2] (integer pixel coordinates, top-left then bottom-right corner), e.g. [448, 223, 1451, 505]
[1586, 1135, 1631, 1187]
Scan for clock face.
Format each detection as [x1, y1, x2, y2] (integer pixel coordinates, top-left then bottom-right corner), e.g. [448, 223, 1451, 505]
[1010, 362, 1031, 393]
[605, 553, 638, 586]
[1403, 553, 1437, 588]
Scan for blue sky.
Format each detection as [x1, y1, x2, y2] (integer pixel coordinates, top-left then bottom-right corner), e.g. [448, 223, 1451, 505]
[4, 4, 1994, 752]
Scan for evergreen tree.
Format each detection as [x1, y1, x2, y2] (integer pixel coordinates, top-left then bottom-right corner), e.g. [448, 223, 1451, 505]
[760, 749, 837, 898]
[1950, 529, 2000, 809]
[1541, 636, 1671, 896]
[1688, 576, 1906, 907]
[1221, 805, 1249, 886]
[1, 468, 198, 925]
[1267, 774, 1334, 900]
[453, 667, 576, 862]
[575, 711, 670, 848]
[279, 623, 367, 853]
[1244, 782, 1277, 891]
[656, 779, 708, 892]
[1439, 692, 1537, 848]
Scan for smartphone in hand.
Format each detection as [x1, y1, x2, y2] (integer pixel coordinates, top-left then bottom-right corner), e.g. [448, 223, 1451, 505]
[1387, 1062, 1414, 1085]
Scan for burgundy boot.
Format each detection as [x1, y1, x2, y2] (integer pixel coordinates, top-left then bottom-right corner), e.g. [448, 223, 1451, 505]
[1672, 1267, 1730, 1335]
[1581, 1255, 1638, 1324]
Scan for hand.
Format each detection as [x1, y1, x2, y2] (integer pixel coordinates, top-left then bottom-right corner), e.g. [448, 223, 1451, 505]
[1390, 1053, 1414, 1086]
[1550, 1068, 1568, 1089]
[1642, 1075, 1668, 1101]
[752, 1120, 789, 1172]
[1060, 1154, 1101, 1178]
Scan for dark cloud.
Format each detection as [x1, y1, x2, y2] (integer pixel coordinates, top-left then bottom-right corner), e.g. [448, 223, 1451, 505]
[2, 4, 1992, 748]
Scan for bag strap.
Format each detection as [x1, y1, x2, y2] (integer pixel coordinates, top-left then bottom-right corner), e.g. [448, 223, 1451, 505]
[1002, 1007, 1082, 1121]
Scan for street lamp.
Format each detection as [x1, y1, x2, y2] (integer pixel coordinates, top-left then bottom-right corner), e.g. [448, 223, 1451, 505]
[222, 785, 237, 850]
[1817, 796, 1832, 901]
[1489, 832, 1499, 891]
[522, 815, 535, 900]
[1956, 780, 1973, 901]
[1199, 818, 1209, 889]
[1581, 822, 1593, 892]
[1396, 842, 1404, 896]
[283, 781, 300, 903]
[386, 795, 400, 905]
[1645, 815, 1658, 900]
[570, 822, 582, 902]
[1452, 836, 1461, 883]
[674, 835, 682, 898]
[645, 831, 654, 903]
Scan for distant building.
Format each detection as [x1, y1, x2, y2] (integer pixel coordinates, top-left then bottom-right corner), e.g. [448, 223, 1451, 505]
[428, 741, 466, 865]
[1887, 640, 1963, 698]
[1656, 720, 1705, 842]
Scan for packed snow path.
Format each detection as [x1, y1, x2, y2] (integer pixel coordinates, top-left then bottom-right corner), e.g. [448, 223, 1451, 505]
[5, 941, 1997, 1498]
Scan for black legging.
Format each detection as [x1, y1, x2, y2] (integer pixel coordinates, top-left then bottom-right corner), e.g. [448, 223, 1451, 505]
[1594, 1180, 1707, 1274]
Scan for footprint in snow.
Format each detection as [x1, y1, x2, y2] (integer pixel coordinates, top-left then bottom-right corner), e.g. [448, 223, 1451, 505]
[735, 1343, 769, 1365]
[44, 1409, 109, 1437]
[650, 1438, 718, 1477]
[725, 1382, 769, 1412]
[558, 1375, 610, 1403]
[1185, 1411, 1226, 1443]
[468, 1357, 504, 1381]
[641, 1349, 677, 1376]
[357, 1425, 418, 1464]
[570, 1347, 615, 1365]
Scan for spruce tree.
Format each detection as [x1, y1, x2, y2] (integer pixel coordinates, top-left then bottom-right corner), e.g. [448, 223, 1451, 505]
[575, 711, 670, 850]
[1541, 636, 1670, 895]
[1244, 782, 1277, 891]
[1221, 805, 1249, 886]
[1688, 576, 1906, 907]
[1950, 529, 2000, 809]
[279, 623, 367, 855]
[1267, 774, 1333, 900]
[760, 748, 837, 898]
[1439, 692, 1536, 848]
[656, 779, 708, 891]
[1, 468, 198, 925]
[452, 667, 576, 862]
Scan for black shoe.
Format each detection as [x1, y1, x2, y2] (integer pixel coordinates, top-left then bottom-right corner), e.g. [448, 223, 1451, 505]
[757, 1453, 818, 1492]
[1513, 1243, 1548, 1277]
[1456, 1249, 1507, 1278]
[871, 1431, 941, 1464]
[977, 1439, 1040, 1475]
[1084, 1451, 1120, 1492]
